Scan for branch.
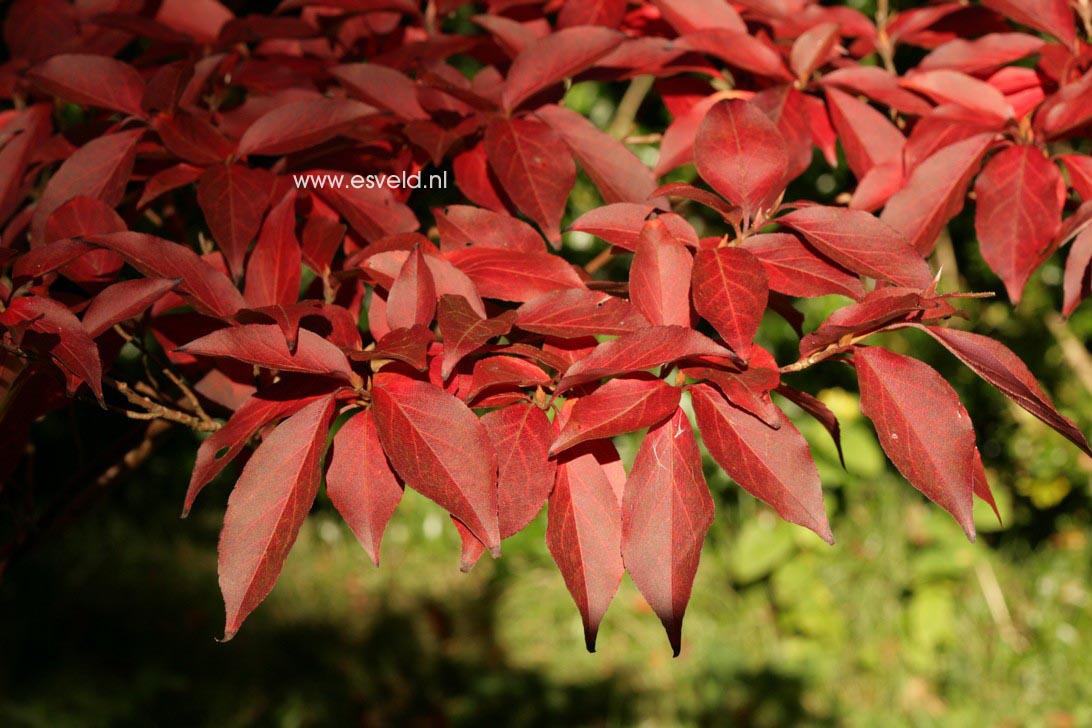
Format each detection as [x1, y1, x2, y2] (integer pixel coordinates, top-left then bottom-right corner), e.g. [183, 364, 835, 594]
[607, 75, 654, 140]
[106, 376, 220, 432]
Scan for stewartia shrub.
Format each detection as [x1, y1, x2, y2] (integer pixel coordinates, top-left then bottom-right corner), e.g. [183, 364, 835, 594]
[1, 0, 1091, 654]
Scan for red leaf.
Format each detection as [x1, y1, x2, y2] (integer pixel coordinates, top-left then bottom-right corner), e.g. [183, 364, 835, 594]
[386, 247, 437, 331]
[824, 87, 904, 181]
[244, 192, 301, 309]
[31, 129, 142, 245]
[790, 22, 841, 82]
[154, 111, 236, 165]
[28, 54, 145, 116]
[300, 214, 346, 273]
[777, 206, 933, 288]
[551, 374, 681, 455]
[653, 182, 741, 224]
[237, 301, 360, 353]
[453, 143, 511, 214]
[695, 99, 788, 223]
[631, 218, 694, 328]
[515, 289, 648, 338]
[238, 98, 374, 156]
[138, 163, 204, 209]
[682, 346, 781, 428]
[547, 424, 625, 652]
[218, 396, 335, 640]
[348, 325, 434, 372]
[444, 247, 585, 302]
[974, 145, 1065, 303]
[86, 232, 246, 319]
[467, 356, 550, 401]
[673, 30, 792, 81]
[372, 373, 501, 553]
[919, 33, 1044, 75]
[536, 104, 658, 206]
[915, 326, 1092, 457]
[434, 204, 544, 253]
[183, 379, 336, 515]
[980, 0, 1076, 47]
[691, 246, 768, 361]
[482, 403, 557, 537]
[558, 0, 627, 28]
[742, 232, 865, 300]
[567, 202, 656, 249]
[500, 26, 622, 113]
[82, 278, 181, 338]
[691, 383, 832, 542]
[557, 325, 737, 393]
[331, 63, 429, 121]
[179, 323, 353, 380]
[196, 164, 277, 278]
[652, 0, 745, 33]
[1060, 155, 1092, 202]
[42, 195, 127, 285]
[1063, 227, 1092, 317]
[854, 346, 976, 539]
[901, 70, 1013, 123]
[880, 133, 993, 254]
[315, 177, 419, 243]
[0, 295, 102, 402]
[327, 409, 404, 567]
[484, 117, 575, 243]
[436, 294, 515, 379]
[622, 408, 713, 656]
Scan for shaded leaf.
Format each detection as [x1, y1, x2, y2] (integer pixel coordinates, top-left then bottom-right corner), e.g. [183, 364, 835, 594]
[622, 408, 713, 656]
[437, 294, 515, 379]
[197, 164, 277, 278]
[484, 117, 575, 243]
[482, 403, 557, 537]
[219, 396, 335, 640]
[327, 409, 404, 567]
[372, 373, 501, 553]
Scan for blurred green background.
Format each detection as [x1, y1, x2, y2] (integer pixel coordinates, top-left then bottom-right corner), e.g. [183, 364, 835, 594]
[4, 8, 1092, 724]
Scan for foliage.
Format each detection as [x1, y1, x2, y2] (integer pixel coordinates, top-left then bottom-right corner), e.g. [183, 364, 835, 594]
[1, 0, 1091, 654]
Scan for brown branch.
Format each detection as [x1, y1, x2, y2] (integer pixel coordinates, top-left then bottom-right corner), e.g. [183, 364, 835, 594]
[780, 331, 875, 373]
[105, 377, 220, 432]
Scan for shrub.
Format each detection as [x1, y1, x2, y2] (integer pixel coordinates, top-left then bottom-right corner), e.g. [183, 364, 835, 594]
[1, 0, 1090, 653]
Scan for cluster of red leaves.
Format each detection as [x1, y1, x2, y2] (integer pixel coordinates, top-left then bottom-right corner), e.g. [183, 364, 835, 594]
[2, 0, 1091, 654]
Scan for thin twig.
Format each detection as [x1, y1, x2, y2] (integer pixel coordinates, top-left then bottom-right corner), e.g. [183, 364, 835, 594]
[584, 247, 616, 275]
[607, 75, 654, 140]
[105, 376, 220, 432]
